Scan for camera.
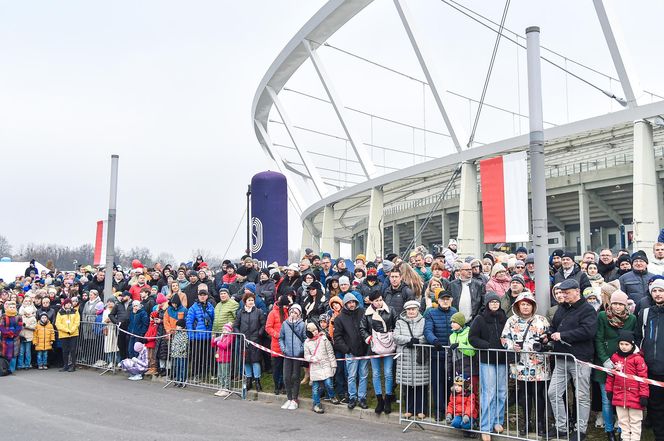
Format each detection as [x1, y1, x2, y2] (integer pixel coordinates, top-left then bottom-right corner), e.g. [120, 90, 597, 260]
[532, 332, 554, 352]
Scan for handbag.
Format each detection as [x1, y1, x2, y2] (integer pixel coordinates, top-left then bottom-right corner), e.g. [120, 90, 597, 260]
[405, 321, 424, 365]
[371, 329, 396, 355]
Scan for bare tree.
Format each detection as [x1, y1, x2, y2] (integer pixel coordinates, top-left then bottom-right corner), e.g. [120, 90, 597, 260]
[0, 235, 12, 258]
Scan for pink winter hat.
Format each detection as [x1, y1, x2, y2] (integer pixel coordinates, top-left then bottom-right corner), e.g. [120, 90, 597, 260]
[610, 290, 628, 306]
[156, 293, 168, 305]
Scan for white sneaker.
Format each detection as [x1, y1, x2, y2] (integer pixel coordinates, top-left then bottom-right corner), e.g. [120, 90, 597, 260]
[595, 413, 605, 428]
[288, 400, 299, 410]
[214, 390, 230, 398]
[128, 374, 143, 381]
[107, 362, 115, 369]
[281, 400, 292, 409]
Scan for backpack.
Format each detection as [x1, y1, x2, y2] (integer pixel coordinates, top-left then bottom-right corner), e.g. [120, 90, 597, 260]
[0, 356, 11, 377]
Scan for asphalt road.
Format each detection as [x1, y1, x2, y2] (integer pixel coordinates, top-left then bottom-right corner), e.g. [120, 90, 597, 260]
[0, 368, 453, 440]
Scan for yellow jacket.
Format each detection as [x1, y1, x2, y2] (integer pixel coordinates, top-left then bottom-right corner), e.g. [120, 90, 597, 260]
[33, 322, 55, 351]
[55, 310, 80, 338]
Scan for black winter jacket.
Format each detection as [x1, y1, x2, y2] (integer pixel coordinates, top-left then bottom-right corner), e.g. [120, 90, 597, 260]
[334, 306, 368, 356]
[469, 307, 508, 364]
[448, 278, 485, 321]
[549, 295, 597, 361]
[381, 282, 414, 314]
[552, 265, 591, 293]
[359, 304, 396, 355]
[636, 303, 664, 376]
[109, 300, 132, 329]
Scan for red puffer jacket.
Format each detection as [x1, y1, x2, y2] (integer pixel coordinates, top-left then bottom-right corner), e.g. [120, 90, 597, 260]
[446, 391, 478, 418]
[606, 351, 649, 410]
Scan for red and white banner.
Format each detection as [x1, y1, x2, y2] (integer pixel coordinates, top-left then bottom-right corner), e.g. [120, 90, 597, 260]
[93, 220, 107, 266]
[479, 151, 529, 243]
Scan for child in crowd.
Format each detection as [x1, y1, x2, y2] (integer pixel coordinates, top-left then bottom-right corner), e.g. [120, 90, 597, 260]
[606, 330, 648, 441]
[449, 312, 478, 392]
[121, 341, 148, 381]
[18, 295, 37, 369]
[446, 375, 478, 431]
[212, 322, 235, 397]
[144, 311, 160, 375]
[0, 300, 23, 373]
[33, 312, 55, 369]
[303, 322, 339, 413]
[170, 319, 189, 387]
[102, 299, 120, 368]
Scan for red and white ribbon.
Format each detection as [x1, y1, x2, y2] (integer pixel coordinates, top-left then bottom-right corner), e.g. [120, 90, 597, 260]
[577, 360, 664, 388]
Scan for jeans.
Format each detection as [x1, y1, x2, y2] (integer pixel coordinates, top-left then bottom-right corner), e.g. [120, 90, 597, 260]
[312, 378, 335, 406]
[106, 352, 120, 365]
[451, 415, 473, 430]
[9, 357, 17, 372]
[218, 362, 230, 389]
[244, 362, 262, 379]
[479, 362, 507, 432]
[370, 356, 394, 396]
[345, 355, 369, 401]
[272, 356, 284, 390]
[548, 359, 591, 433]
[334, 351, 348, 398]
[172, 357, 188, 383]
[283, 359, 302, 400]
[598, 382, 614, 432]
[18, 340, 32, 368]
[37, 351, 48, 367]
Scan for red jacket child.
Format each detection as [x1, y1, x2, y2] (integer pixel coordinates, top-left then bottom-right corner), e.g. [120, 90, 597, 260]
[606, 338, 649, 410]
[211, 323, 235, 364]
[446, 379, 479, 418]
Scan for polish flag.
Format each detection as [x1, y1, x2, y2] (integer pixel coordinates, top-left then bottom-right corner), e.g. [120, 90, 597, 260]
[93, 220, 107, 266]
[479, 151, 530, 243]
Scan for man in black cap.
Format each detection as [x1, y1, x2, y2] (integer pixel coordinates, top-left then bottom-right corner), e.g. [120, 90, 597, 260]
[546, 278, 597, 440]
[619, 250, 655, 305]
[550, 249, 564, 276]
[552, 251, 591, 293]
[515, 246, 528, 262]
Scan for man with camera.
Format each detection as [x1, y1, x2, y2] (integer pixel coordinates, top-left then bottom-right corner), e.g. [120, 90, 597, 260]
[545, 278, 598, 441]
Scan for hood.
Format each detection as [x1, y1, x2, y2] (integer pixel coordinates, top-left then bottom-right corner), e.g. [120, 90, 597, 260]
[511, 291, 537, 318]
[329, 295, 343, 309]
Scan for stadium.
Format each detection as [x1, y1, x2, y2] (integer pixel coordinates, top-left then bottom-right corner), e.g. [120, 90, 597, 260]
[252, 0, 664, 261]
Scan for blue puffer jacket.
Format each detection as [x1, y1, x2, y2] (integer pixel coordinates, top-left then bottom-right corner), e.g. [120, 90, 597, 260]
[424, 305, 457, 353]
[279, 319, 306, 357]
[128, 309, 148, 337]
[619, 270, 655, 304]
[186, 301, 215, 340]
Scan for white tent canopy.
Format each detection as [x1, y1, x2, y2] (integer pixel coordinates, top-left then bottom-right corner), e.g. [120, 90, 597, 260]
[0, 261, 49, 282]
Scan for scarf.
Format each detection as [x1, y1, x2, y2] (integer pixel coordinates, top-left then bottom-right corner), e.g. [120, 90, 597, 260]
[588, 273, 604, 283]
[606, 306, 629, 328]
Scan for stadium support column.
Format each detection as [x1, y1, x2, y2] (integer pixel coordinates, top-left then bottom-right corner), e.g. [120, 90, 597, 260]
[365, 187, 384, 262]
[441, 210, 450, 249]
[457, 161, 480, 259]
[334, 240, 341, 259]
[301, 218, 316, 256]
[320, 205, 335, 256]
[578, 185, 591, 254]
[633, 119, 659, 257]
[526, 26, 550, 315]
[392, 222, 400, 255]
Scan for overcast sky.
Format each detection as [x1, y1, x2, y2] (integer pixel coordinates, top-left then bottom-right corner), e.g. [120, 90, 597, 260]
[1, 0, 662, 263]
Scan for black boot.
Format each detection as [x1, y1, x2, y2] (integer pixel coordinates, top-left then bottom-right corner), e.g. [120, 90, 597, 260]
[255, 379, 263, 392]
[606, 431, 616, 441]
[374, 395, 385, 414]
[246, 378, 253, 391]
[517, 407, 527, 436]
[384, 394, 393, 415]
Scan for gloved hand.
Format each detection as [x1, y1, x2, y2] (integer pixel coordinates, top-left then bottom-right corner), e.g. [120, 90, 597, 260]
[445, 413, 453, 424]
[410, 337, 419, 346]
[434, 342, 444, 352]
[603, 359, 615, 370]
[606, 392, 613, 402]
[405, 340, 414, 349]
[450, 343, 459, 351]
[640, 397, 649, 408]
[462, 415, 470, 425]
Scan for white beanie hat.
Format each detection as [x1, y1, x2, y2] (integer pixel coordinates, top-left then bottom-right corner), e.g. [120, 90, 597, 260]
[338, 276, 350, 286]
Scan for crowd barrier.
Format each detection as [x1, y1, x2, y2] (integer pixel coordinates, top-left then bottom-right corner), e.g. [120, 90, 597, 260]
[398, 344, 583, 441]
[76, 320, 119, 375]
[164, 329, 246, 400]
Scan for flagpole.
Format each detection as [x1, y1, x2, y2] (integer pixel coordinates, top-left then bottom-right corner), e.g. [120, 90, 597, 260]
[103, 155, 119, 302]
[526, 26, 550, 315]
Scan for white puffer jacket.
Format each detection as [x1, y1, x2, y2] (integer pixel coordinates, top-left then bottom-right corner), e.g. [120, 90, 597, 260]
[304, 334, 337, 381]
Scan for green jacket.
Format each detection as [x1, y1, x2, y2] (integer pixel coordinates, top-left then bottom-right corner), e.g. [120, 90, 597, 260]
[449, 326, 476, 357]
[212, 298, 239, 333]
[593, 310, 636, 382]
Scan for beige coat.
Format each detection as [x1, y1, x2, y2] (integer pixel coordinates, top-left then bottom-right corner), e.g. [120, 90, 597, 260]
[304, 334, 337, 381]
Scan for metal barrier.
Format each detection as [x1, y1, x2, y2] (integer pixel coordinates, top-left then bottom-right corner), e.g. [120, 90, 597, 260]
[164, 328, 246, 400]
[76, 320, 119, 375]
[398, 345, 584, 441]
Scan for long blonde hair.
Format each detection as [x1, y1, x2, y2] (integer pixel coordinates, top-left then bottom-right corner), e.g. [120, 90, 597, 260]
[399, 263, 423, 300]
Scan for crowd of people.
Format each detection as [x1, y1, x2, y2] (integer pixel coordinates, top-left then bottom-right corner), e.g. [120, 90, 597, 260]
[3, 242, 664, 441]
